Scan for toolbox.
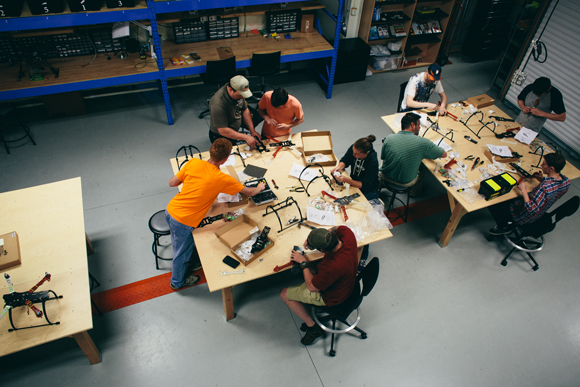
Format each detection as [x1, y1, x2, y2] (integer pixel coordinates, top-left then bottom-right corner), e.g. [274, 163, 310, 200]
[478, 172, 517, 201]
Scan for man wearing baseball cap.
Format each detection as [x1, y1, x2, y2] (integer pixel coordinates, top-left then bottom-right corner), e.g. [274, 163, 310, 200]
[280, 226, 358, 346]
[401, 63, 448, 115]
[208, 75, 263, 147]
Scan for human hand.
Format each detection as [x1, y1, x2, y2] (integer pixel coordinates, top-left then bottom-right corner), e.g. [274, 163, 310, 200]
[290, 249, 306, 263]
[518, 180, 527, 192]
[276, 123, 292, 131]
[438, 105, 447, 115]
[532, 171, 543, 181]
[246, 135, 258, 147]
[335, 175, 347, 184]
[521, 106, 532, 114]
[428, 103, 438, 111]
[257, 182, 266, 191]
[265, 116, 277, 126]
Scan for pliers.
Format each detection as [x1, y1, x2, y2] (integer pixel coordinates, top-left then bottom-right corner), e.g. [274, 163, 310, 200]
[287, 186, 305, 192]
[464, 155, 475, 161]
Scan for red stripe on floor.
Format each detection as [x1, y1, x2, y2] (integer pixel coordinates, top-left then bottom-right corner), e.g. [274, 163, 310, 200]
[91, 269, 207, 314]
[91, 194, 451, 314]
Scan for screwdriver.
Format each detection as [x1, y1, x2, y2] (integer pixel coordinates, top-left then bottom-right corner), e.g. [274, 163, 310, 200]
[471, 157, 480, 171]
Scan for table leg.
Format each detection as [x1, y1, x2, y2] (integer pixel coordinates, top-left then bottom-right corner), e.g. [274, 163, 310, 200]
[72, 331, 101, 364]
[447, 191, 456, 213]
[222, 287, 235, 321]
[438, 199, 467, 248]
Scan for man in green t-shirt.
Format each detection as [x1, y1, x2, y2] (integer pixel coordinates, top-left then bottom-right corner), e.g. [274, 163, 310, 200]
[379, 112, 446, 196]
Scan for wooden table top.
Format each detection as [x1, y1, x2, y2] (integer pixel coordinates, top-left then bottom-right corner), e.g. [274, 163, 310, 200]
[169, 132, 393, 292]
[0, 178, 93, 357]
[381, 104, 580, 213]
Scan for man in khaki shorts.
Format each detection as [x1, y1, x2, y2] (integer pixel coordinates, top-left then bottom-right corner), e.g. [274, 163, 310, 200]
[280, 226, 358, 345]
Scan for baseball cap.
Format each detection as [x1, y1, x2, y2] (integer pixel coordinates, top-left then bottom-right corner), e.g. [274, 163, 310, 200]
[229, 75, 253, 98]
[427, 63, 442, 81]
[307, 228, 338, 252]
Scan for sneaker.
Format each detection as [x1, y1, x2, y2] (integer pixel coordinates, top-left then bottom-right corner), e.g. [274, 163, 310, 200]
[300, 324, 324, 346]
[170, 274, 200, 290]
[489, 225, 514, 236]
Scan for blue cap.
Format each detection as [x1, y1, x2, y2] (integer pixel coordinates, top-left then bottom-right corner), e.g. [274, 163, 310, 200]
[428, 63, 442, 80]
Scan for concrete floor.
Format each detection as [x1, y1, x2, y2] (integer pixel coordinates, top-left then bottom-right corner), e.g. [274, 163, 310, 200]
[1, 53, 580, 387]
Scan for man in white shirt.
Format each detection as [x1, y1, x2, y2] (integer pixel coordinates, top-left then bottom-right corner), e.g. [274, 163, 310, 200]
[401, 63, 447, 116]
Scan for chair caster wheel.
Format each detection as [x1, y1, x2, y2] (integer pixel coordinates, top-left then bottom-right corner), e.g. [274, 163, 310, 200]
[198, 113, 204, 119]
[329, 350, 336, 357]
[361, 333, 367, 339]
[501, 260, 507, 266]
[533, 266, 539, 271]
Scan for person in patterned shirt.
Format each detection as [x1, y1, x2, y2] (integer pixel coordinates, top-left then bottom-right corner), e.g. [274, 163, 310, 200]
[488, 152, 570, 235]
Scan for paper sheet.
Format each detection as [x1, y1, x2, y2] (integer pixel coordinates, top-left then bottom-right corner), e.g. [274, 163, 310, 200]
[487, 144, 512, 157]
[514, 127, 538, 145]
[289, 163, 317, 181]
[307, 206, 336, 226]
[221, 154, 236, 167]
[433, 139, 453, 152]
[218, 193, 241, 203]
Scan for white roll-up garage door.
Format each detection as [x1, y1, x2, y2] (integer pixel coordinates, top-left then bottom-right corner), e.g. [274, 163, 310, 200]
[505, 0, 580, 156]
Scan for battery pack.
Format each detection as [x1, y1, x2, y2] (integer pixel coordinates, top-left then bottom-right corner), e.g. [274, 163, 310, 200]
[478, 172, 517, 201]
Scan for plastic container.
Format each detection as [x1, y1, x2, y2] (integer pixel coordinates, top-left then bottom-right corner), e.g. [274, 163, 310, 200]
[0, 0, 25, 17]
[372, 54, 401, 71]
[105, 0, 134, 8]
[26, 0, 64, 14]
[67, 0, 102, 12]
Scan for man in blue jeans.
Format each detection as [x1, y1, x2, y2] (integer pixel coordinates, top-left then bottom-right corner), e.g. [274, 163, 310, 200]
[165, 139, 265, 290]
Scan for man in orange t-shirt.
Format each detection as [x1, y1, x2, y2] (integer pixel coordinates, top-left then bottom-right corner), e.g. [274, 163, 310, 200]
[165, 139, 265, 290]
[258, 88, 304, 139]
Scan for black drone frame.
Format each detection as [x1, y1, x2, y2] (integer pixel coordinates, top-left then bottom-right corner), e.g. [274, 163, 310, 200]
[263, 197, 305, 233]
[298, 163, 333, 197]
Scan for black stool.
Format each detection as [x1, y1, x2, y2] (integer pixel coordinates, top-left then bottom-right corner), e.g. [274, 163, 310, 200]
[149, 210, 172, 269]
[382, 181, 412, 223]
[0, 106, 36, 154]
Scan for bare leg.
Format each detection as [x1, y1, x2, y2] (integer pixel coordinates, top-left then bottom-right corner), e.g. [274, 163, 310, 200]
[281, 288, 315, 327]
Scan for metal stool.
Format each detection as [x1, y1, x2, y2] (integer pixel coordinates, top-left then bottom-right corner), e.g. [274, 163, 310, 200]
[148, 210, 172, 269]
[0, 106, 36, 154]
[382, 181, 412, 223]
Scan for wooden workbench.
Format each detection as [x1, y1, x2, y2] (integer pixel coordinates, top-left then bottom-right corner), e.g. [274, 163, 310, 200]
[381, 103, 580, 247]
[169, 132, 392, 320]
[0, 178, 100, 364]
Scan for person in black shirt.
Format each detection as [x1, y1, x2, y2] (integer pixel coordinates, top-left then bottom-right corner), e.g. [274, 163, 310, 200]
[516, 77, 566, 133]
[331, 135, 380, 200]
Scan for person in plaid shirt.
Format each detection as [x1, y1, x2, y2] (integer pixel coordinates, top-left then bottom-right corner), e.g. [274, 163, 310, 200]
[488, 152, 570, 235]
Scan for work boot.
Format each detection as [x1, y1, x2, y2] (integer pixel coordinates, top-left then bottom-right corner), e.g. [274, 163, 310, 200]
[170, 274, 200, 290]
[300, 324, 324, 345]
[489, 224, 514, 236]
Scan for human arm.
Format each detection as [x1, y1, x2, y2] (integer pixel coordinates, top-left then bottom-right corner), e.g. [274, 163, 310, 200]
[169, 176, 182, 187]
[239, 182, 265, 197]
[216, 126, 257, 147]
[529, 109, 566, 122]
[331, 161, 347, 175]
[275, 116, 304, 132]
[258, 107, 278, 127]
[517, 84, 533, 114]
[242, 107, 260, 139]
[290, 249, 320, 292]
[406, 94, 438, 111]
[438, 91, 448, 115]
[518, 99, 532, 114]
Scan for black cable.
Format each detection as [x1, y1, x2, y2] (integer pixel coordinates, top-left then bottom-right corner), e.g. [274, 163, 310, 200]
[522, 0, 560, 68]
[532, 40, 547, 63]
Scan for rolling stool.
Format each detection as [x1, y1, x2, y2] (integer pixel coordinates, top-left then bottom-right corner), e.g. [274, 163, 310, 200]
[382, 181, 412, 223]
[0, 106, 36, 154]
[149, 210, 172, 269]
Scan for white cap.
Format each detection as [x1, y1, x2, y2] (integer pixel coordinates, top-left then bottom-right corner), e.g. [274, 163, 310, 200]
[229, 75, 252, 98]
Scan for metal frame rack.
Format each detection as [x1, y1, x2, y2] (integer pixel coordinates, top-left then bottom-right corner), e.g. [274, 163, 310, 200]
[0, 0, 343, 125]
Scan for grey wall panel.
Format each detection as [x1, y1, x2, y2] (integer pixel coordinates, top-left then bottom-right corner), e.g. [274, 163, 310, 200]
[505, 0, 580, 155]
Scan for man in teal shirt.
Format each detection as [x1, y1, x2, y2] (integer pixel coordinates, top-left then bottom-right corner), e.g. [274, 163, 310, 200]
[379, 112, 446, 196]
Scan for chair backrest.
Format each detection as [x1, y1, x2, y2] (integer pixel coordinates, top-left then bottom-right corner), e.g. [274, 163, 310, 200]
[359, 257, 380, 297]
[203, 56, 236, 85]
[521, 196, 580, 237]
[176, 145, 202, 170]
[249, 51, 281, 77]
[397, 81, 408, 113]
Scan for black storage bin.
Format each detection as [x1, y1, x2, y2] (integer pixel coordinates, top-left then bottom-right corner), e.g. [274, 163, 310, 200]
[26, 0, 64, 15]
[105, 0, 134, 8]
[0, 0, 25, 17]
[333, 37, 371, 84]
[67, 0, 102, 12]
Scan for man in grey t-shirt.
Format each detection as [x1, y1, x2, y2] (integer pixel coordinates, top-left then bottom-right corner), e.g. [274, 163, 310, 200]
[208, 75, 261, 147]
[516, 77, 566, 133]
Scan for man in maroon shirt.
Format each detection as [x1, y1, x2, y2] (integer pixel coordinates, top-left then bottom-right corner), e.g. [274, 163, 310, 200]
[280, 226, 358, 345]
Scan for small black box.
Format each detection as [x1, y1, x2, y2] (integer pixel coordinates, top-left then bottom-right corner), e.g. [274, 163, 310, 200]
[478, 172, 517, 201]
[67, 0, 102, 12]
[105, 0, 134, 8]
[0, 0, 25, 17]
[26, 0, 64, 15]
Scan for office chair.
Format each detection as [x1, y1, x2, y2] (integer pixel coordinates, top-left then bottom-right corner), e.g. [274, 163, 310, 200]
[490, 196, 579, 271]
[396, 81, 408, 113]
[309, 257, 380, 357]
[248, 51, 281, 99]
[198, 56, 237, 119]
[175, 145, 202, 170]
[0, 105, 36, 154]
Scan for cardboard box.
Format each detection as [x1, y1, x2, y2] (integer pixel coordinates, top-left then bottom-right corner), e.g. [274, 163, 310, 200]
[301, 14, 314, 33]
[0, 232, 21, 272]
[467, 94, 495, 109]
[301, 131, 338, 167]
[214, 215, 274, 266]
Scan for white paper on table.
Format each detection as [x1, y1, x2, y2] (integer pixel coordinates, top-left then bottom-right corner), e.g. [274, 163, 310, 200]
[237, 171, 251, 181]
[514, 127, 538, 145]
[307, 206, 336, 226]
[221, 154, 236, 167]
[433, 139, 452, 152]
[218, 192, 241, 203]
[289, 163, 317, 181]
[487, 144, 512, 157]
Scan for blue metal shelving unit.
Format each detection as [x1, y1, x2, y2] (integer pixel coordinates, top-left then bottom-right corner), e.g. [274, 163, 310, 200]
[0, 0, 341, 124]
